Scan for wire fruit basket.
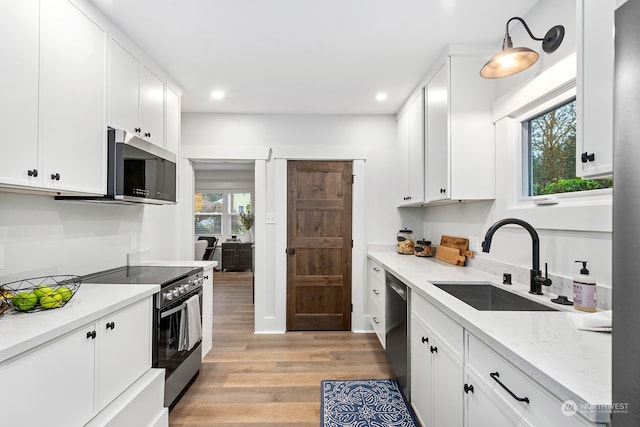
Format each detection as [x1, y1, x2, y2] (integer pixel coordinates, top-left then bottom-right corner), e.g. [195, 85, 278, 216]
[0, 275, 82, 313]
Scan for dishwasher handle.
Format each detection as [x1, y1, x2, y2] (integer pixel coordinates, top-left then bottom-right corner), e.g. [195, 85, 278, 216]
[386, 274, 408, 300]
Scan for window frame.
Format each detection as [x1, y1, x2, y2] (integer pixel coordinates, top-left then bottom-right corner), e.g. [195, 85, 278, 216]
[195, 189, 254, 237]
[492, 54, 612, 233]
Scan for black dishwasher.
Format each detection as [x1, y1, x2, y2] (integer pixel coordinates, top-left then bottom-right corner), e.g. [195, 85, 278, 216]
[385, 272, 410, 398]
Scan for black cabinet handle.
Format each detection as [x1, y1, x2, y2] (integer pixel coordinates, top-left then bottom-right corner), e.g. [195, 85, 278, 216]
[27, 169, 38, 177]
[372, 289, 380, 295]
[106, 321, 115, 330]
[464, 383, 474, 394]
[145, 132, 151, 138]
[430, 345, 438, 353]
[372, 317, 380, 324]
[490, 372, 530, 404]
[86, 330, 96, 339]
[51, 173, 60, 181]
[421, 336, 429, 344]
[135, 127, 141, 133]
[204, 275, 209, 280]
[440, 188, 446, 194]
[581, 152, 595, 163]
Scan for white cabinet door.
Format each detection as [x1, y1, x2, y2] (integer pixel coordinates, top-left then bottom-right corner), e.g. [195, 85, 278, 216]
[432, 336, 464, 427]
[166, 86, 181, 155]
[411, 313, 433, 426]
[110, 38, 141, 134]
[424, 55, 494, 203]
[397, 107, 411, 205]
[576, 0, 615, 178]
[0, 323, 96, 427]
[425, 60, 449, 202]
[202, 268, 214, 359]
[141, 66, 165, 147]
[98, 298, 152, 411]
[39, 0, 107, 194]
[0, 0, 40, 188]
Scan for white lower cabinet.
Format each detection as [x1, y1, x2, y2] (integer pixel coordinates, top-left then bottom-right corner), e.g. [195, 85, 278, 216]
[465, 334, 594, 427]
[411, 294, 464, 427]
[367, 259, 386, 347]
[0, 297, 156, 427]
[201, 268, 214, 359]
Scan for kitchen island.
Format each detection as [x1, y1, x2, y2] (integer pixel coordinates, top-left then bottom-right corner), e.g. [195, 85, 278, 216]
[369, 251, 611, 425]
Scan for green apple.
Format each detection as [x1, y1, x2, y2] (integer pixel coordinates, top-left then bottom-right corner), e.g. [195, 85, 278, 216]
[40, 293, 62, 309]
[12, 292, 38, 311]
[55, 286, 73, 302]
[33, 285, 55, 299]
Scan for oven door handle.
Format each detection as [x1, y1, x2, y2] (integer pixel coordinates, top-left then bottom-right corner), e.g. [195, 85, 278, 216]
[161, 301, 188, 319]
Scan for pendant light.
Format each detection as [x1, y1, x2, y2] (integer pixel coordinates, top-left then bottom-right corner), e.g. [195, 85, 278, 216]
[480, 17, 565, 79]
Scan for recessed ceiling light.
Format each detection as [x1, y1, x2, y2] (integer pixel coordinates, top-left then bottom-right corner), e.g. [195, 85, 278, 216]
[211, 90, 225, 100]
[376, 92, 388, 101]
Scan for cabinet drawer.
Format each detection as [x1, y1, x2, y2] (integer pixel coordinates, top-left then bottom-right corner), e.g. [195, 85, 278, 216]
[467, 334, 592, 427]
[370, 275, 385, 308]
[370, 299, 385, 348]
[368, 259, 385, 283]
[412, 292, 463, 358]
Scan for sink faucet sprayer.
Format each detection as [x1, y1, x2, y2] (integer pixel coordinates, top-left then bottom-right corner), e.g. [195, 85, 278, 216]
[481, 218, 552, 295]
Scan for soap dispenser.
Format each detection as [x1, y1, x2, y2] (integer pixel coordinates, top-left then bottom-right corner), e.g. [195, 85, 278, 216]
[573, 260, 597, 312]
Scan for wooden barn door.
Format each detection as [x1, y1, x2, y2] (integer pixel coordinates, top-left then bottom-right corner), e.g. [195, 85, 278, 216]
[286, 160, 353, 331]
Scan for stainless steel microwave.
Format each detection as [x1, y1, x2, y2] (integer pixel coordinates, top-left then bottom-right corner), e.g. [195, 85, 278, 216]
[56, 128, 176, 205]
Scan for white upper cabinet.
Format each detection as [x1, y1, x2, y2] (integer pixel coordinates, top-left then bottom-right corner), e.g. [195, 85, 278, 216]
[0, 0, 40, 188]
[166, 86, 181, 155]
[141, 66, 166, 147]
[109, 39, 168, 149]
[576, 0, 615, 178]
[109, 39, 141, 135]
[39, 0, 107, 194]
[397, 89, 425, 206]
[424, 55, 495, 203]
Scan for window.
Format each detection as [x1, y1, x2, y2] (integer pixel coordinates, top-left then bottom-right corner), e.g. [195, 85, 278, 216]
[194, 192, 223, 235]
[195, 190, 253, 236]
[521, 98, 612, 197]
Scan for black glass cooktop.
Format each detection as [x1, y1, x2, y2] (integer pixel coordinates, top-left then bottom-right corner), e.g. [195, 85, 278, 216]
[82, 266, 201, 286]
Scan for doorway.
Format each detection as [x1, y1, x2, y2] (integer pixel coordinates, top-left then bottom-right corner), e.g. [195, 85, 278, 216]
[286, 160, 353, 331]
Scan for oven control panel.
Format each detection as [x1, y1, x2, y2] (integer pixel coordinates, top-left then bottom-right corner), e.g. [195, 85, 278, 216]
[160, 273, 203, 307]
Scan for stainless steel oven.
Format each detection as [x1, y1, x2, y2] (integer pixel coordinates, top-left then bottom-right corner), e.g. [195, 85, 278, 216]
[83, 265, 204, 409]
[156, 274, 203, 408]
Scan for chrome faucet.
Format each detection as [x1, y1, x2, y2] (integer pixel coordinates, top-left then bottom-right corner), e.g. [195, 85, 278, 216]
[481, 218, 552, 295]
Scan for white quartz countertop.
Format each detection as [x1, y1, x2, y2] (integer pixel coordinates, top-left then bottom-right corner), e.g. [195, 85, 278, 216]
[137, 260, 218, 270]
[0, 283, 158, 363]
[368, 251, 611, 423]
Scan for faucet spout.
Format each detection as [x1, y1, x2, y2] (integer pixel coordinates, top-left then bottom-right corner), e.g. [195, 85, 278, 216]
[482, 218, 550, 294]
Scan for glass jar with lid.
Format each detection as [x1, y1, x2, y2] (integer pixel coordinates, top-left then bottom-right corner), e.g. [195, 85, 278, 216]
[397, 228, 415, 254]
[415, 240, 434, 257]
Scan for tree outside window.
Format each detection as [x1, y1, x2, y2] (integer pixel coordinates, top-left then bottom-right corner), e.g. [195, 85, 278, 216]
[523, 98, 612, 196]
[194, 192, 223, 235]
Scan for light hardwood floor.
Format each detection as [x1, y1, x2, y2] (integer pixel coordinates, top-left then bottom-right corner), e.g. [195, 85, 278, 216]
[169, 271, 394, 426]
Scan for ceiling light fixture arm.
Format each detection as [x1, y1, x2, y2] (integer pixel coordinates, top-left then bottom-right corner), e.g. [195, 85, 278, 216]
[503, 16, 565, 53]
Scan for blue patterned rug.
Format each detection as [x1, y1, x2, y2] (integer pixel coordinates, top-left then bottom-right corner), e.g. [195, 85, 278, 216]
[321, 379, 418, 427]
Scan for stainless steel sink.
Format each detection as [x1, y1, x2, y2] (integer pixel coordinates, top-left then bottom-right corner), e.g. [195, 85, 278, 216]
[432, 282, 558, 311]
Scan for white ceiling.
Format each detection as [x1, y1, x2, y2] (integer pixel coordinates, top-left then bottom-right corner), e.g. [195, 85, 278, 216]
[89, 0, 539, 115]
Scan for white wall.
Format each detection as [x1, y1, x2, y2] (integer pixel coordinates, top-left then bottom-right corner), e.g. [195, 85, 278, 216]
[421, 0, 613, 301]
[181, 113, 400, 332]
[0, 192, 179, 278]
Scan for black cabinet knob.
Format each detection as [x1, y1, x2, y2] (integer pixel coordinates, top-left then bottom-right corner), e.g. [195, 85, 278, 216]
[145, 132, 151, 138]
[27, 169, 38, 177]
[106, 321, 115, 330]
[204, 275, 209, 280]
[135, 127, 141, 133]
[86, 330, 96, 339]
[421, 336, 429, 344]
[430, 345, 438, 353]
[51, 173, 60, 181]
[581, 152, 595, 163]
[440, 188, 446, 194]
[464, 383, 474, 394]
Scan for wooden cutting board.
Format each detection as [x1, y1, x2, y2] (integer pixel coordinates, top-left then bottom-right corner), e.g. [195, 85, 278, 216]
[435, 245, 466, 266]
[440, 235, 474, 258]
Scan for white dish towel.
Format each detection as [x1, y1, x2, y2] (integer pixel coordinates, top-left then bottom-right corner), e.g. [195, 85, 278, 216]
[178, 294, 202, 351]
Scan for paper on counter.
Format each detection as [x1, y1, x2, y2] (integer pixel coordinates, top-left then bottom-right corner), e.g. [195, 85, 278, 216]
[567, 310, 612, 332]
